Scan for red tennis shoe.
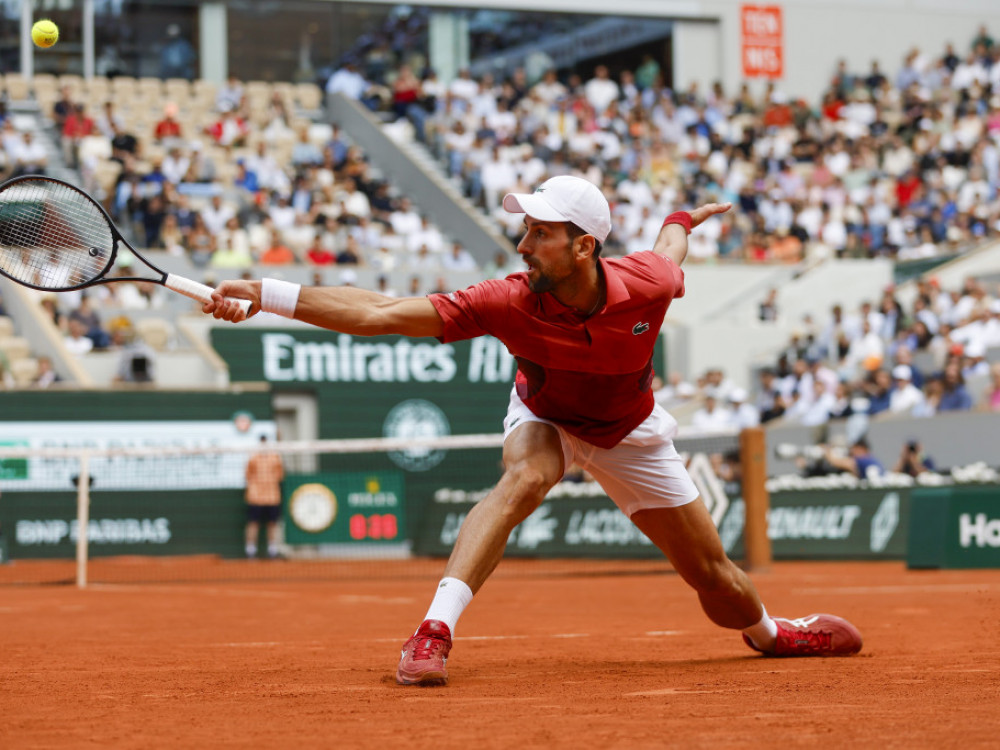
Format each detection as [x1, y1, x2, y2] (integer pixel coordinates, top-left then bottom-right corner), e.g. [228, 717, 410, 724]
[396, 620, 452, 686]
[743, 614, 863, 657]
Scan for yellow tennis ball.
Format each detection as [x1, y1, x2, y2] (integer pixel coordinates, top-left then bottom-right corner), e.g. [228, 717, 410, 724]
[32, 19, 59, 48]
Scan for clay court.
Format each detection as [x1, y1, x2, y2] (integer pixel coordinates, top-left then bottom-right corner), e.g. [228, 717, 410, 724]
[2, 559, 998, 749]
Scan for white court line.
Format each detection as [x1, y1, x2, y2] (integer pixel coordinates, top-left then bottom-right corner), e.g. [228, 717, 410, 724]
[207, 632, 688, 647]
[793, 582, 1000, 596]
[369, 631, 684, 644]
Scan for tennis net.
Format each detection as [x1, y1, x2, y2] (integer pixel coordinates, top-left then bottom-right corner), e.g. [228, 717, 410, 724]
[0, 428, 766, 585]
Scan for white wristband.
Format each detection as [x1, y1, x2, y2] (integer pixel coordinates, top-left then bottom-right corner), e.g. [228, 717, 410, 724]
[260, 278, 301, 318]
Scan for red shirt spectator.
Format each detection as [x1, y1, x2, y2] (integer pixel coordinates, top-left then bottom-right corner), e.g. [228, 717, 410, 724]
[62, 105, 96, 140]
[306, 243, 336, 265]
[896, 171, 922, 207]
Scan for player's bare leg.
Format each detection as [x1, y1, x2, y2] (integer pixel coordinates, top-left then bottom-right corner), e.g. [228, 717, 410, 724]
[396, 422, 564, 685]
[631, 500, 862, 656]
[444, 421, 564, 592]
[631, 500, 763, 628]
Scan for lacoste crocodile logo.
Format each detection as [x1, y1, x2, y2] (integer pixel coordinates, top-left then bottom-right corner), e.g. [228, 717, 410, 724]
[632, 322, 650, 335]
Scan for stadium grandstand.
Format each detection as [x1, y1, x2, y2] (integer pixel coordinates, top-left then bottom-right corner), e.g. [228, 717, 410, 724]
[2, 3, 1000, 746]
[0, 1, 996, 559]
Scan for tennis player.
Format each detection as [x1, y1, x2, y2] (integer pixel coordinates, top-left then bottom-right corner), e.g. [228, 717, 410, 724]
[206, 175, 862, 685]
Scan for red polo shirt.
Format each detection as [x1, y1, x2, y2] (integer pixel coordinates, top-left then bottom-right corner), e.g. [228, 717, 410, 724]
[429, 251, 685, 448]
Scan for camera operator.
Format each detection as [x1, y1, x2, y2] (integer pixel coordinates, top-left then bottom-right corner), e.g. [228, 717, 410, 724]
[893, 440, 936, 478]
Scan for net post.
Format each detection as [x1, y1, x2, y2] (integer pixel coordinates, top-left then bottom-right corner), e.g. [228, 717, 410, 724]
[739, 427, 771, 571]
[75, 452, 91, 589]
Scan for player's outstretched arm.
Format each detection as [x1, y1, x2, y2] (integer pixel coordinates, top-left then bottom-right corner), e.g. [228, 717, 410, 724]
[653, 202, 732, 266]
[204, 279, 445, 338]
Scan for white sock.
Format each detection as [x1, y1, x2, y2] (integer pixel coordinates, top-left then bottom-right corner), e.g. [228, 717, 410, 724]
[742, 605, 779, 651]
[245, 544, 257, 557]
[422, 577, 474, 636]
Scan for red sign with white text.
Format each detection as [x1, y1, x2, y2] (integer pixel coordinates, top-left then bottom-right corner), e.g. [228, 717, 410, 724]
[741, 5, 783, 79]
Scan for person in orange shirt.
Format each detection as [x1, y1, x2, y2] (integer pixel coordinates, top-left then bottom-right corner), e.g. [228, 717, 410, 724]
[258, 228, 298, 265]
[244, 435, 285, 559]
[767, 227, 803, 263]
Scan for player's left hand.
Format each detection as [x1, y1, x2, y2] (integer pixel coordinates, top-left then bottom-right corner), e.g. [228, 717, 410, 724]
[689, 202, 732, 229]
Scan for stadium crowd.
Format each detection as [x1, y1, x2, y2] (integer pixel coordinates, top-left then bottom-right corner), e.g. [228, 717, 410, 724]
[4, 18, 1000, 406]
[652, 274, 1000, 439]
[336, 21, 1000, 263]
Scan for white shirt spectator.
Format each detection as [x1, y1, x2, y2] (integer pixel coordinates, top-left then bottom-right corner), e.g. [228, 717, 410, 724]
[448, 71, 479, 106]
[268, 199, 297, 231]
[325, 66, 369, 100]
[584, 67, 620, 113]
[390, 201, 421, 237]
[687, 216, 722, 260]
[692, 398, 734, 431]
[441, 244, 478, 272]
[727, 389, 761, 429]
[161, 152, 190, 185]
[12, 136, 47, 170]
[200, 198, 235, 235]
[407, 221, 445, 254]
[889, 367, 926, 414]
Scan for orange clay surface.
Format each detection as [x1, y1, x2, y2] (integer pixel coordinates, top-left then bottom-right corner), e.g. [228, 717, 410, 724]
[2, 559, 999, 749]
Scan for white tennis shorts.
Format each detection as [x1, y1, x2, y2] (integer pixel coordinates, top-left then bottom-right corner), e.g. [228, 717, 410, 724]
[502, 388, 700, 517]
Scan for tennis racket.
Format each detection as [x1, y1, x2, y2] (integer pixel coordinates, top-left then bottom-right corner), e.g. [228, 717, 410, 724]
[0, 175, 250, 317]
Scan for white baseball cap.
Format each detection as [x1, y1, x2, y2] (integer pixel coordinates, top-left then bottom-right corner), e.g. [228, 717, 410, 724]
[503, 176, 612, 244]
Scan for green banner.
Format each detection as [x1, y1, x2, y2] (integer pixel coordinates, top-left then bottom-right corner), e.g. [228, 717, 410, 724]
[212, 329, 518, 539]
[908, 486, 1000, 569]
[283, 471, 407, 546]
[415, 485, 662, 558]
[725, 488, 909, 560]
[0, 490, 246, 559]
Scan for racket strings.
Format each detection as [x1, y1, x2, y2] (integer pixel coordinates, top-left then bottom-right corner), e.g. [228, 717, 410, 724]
[0, 179, 114, 290]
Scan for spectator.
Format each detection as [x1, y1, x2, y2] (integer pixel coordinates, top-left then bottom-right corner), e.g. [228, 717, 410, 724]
[864, 368, 893, 415]
[893, 439, 935, 477]
[153, 103, 184, 144]
[888, 365, 925, 414]
[51, 86, 75, 135]
[982, 363, 1000, 411]
[325, 61, 375, 107]
[440, 241, 478, 272]
[206, 107, 249, 148]
[33, 356, 59, 388]
[692, 393, 733, 431]
[727, 388, 761, 429]
[186, 214, 217, 267]
[305, 232, 337, 266]
[160, 24, 195, 79]
[291, 125, 324, 168]
[11, 131, 47, 176]
[111, 319, 156, 384]
[258, 229, 297, 265]
[824, 438, 884, 478]
[109, 122, 139, 165]
[938, 359, 972, 411]
[215, 74, 245, 114]
[758, 288, 779, 322]
[64, 318, 94, 355]
[243, 435, 285, 559]
[61, 104, 96, 168]
[756, 368, 787, 423]
[69, 294, 108, 349]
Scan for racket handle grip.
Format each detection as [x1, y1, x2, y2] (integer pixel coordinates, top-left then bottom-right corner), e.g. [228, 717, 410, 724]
[165, 274, 253, 317]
